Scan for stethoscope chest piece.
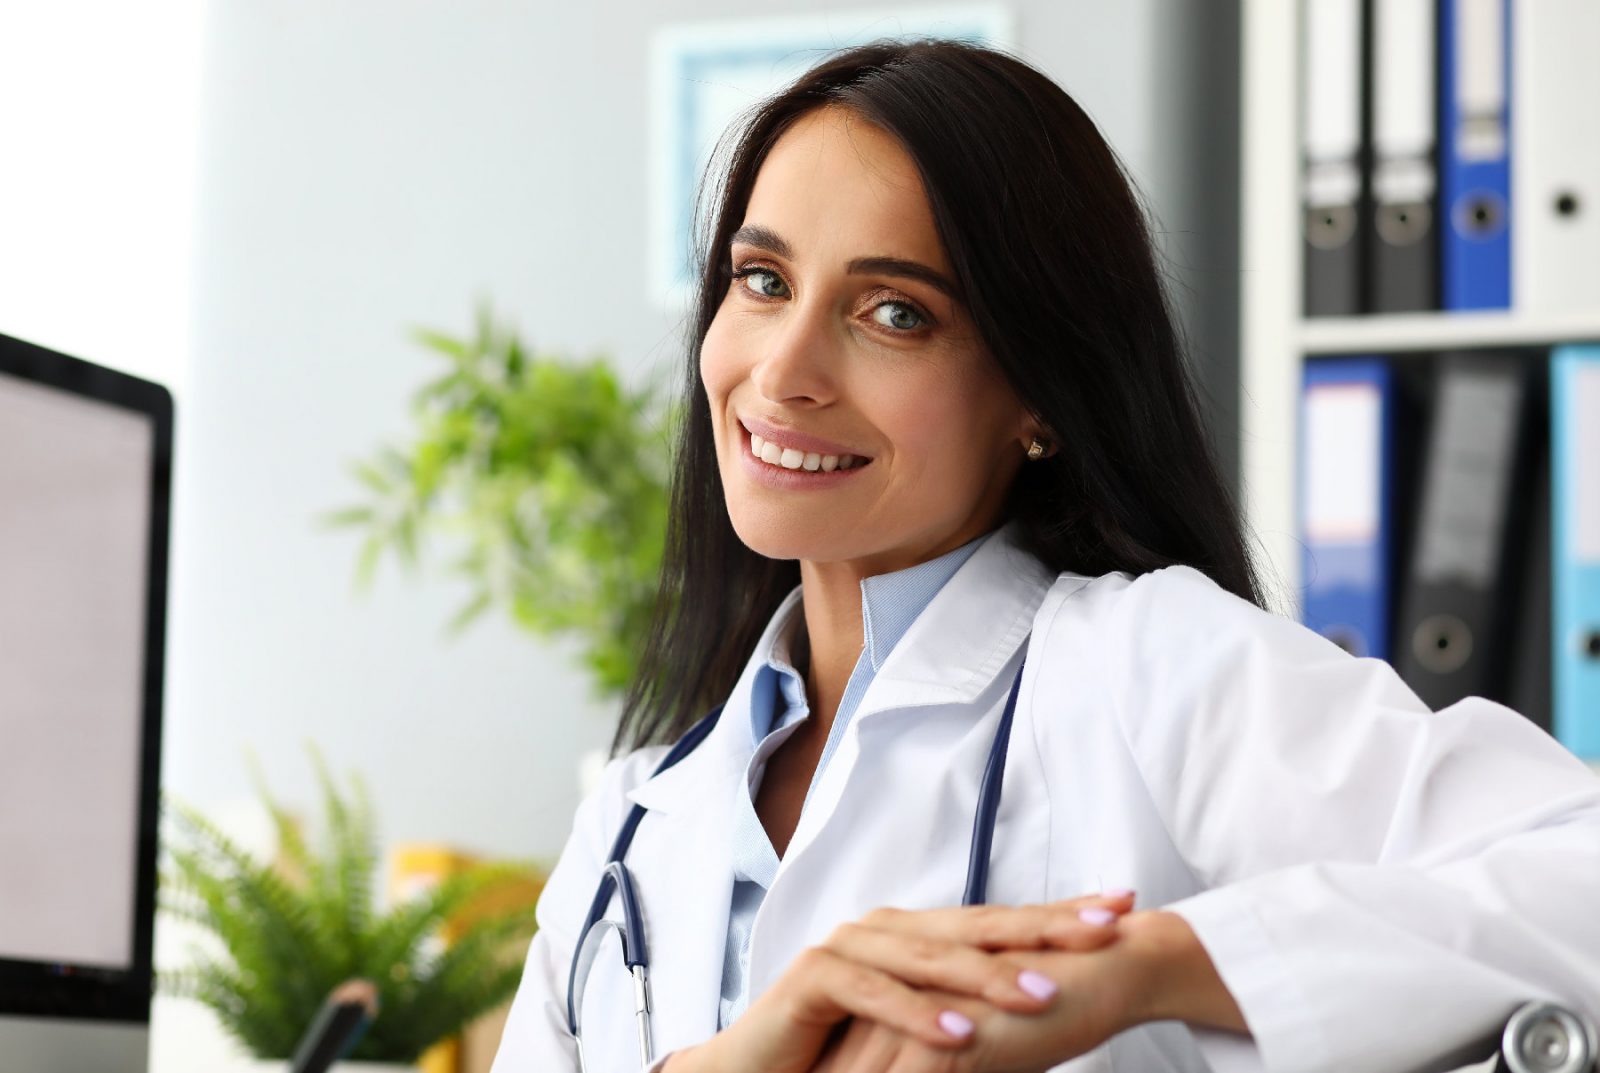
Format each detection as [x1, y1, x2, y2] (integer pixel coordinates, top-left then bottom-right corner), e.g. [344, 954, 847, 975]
[1498, 1001, 1600, 1073]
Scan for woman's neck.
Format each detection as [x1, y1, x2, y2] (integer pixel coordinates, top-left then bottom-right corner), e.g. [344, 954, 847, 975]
[791, 518, 1003, 734]
[793, 561, 867, 732]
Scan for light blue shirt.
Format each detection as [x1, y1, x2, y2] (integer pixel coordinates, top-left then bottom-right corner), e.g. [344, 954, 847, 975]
[717, 530, 993, 1028]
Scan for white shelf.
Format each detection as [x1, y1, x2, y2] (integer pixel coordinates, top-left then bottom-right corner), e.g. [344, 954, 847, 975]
[1238, 1, 1599, 613]
[1300, 309, 1600, 355]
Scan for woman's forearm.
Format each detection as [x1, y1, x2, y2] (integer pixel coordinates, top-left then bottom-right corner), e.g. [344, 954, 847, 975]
[1119, 910, 1250, 1035]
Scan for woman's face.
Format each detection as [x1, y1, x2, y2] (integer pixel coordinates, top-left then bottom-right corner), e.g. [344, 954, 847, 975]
[701, 103, 1038, 572]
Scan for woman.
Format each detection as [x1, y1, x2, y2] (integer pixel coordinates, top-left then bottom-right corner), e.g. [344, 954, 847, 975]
[492, 39, 1600, 1073]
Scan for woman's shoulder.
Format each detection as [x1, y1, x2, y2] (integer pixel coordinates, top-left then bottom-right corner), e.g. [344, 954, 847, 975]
[1031, 560, 1305, 669]
[1039, 561, 1248, 623]
[592, 742, 674, 807]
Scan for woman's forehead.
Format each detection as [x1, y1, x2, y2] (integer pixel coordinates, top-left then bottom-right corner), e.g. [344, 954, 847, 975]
[741, 105, 948, 273]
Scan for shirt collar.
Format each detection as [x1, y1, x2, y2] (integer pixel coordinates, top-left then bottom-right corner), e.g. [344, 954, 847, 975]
[762, 529, 996, 672]
[859, 532, 988, 671]
[744, 529, 997, 739]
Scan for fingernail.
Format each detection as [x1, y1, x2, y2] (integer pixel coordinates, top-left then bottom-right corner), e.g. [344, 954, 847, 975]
[1102, 887, 1135, 899]
[939, 1010, 975, 1038]
[1078, 907, 1116, 926]
[1017, 969, 1057, 1000]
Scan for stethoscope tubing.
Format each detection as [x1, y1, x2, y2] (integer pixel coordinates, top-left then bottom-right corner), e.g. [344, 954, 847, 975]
[962, 651, 1026, 907]
[566, 706, 721, 1033]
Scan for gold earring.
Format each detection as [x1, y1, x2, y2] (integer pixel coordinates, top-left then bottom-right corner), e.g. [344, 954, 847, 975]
[1027, 437, 1048, 461]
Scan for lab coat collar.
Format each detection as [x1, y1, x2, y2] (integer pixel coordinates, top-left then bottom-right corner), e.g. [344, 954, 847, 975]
[861, 519, 1057, 714]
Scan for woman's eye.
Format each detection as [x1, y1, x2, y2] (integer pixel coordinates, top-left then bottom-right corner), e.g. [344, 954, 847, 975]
[733, 266, 788, 298]
[872, 301, 926, 332]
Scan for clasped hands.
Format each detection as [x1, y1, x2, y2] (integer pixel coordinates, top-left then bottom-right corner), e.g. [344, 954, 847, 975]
[672, 889, 1181, 1073]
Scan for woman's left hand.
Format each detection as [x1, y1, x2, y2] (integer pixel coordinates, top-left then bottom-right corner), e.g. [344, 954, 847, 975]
[809, 947, 1139, 1073]
[809, 909, 1235, 1073]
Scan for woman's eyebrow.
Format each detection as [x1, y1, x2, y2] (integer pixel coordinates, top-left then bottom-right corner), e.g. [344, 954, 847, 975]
[729, 224, 960, 301]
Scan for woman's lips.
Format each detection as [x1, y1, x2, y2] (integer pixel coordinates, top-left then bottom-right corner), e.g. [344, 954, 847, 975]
[737, 423, 872, 489]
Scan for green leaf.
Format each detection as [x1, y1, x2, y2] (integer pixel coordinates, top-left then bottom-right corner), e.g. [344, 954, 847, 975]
[314, 505, 375, 529]
[408, 327, 469, 360]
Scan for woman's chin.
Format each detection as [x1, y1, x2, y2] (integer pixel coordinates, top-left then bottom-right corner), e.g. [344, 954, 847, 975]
[726, 507, 852, 563]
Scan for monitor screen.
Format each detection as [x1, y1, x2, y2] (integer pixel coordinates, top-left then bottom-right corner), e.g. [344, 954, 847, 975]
[0, 332, 170, 1052]
[0, 371, 152, 969]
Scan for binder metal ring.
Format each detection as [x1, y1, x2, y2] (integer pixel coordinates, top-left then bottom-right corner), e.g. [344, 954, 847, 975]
[1412, 612, 1475, 675]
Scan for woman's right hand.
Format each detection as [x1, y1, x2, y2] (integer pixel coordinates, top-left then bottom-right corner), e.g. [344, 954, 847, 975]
[663, 891, 1136, 1073]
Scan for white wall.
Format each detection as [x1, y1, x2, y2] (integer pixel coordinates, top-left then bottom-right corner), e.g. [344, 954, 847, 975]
[0, 1, 204, 395]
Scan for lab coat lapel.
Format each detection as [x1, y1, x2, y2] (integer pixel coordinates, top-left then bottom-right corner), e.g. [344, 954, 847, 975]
[786, 520, 1055, 841]
[745, 522, 1058, 994]
[865, 520, 1057, 713]
[618, 586, 806, 1058]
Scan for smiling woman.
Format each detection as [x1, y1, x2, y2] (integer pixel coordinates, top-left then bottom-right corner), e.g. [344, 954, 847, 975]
[491, 36, 1600, 1073]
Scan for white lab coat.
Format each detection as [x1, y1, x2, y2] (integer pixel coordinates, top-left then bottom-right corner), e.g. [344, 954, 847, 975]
[490, 521, 1600, 1073]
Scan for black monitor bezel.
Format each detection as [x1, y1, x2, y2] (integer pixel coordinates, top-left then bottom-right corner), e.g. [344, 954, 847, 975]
[0, 330, 173, 1024]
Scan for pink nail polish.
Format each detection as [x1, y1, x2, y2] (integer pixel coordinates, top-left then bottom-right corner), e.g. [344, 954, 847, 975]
[1102, 887, 1135, 899]
[1018, 969, 1058, 1000]
[939, 1010, 975, 1038]
[1079, 907, 1116, 926]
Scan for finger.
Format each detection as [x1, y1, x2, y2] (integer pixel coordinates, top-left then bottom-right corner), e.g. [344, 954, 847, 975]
[824, 921, 1060, 1013]
[826, 1021, 961, 1073]
[883, 1041, 967, 1073]
[839, 1022, 917, 1073]
[1035, 892, 1141, 950]
[777, 946, 982, 1051]
[858, 893, 1135, 952]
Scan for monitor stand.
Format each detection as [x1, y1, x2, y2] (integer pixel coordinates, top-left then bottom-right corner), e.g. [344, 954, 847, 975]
[0, 1015, 148, 1072]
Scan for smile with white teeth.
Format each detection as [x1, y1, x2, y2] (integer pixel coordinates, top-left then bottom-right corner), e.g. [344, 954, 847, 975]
[748, 431, 864, 472]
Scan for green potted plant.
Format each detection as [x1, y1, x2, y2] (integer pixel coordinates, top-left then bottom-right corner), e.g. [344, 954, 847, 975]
[158, 753, 539, 1070]
[324, 299, 676, 696]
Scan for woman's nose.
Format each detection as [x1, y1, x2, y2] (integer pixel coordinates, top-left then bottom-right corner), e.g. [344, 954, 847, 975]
[748, 300, 839, 406]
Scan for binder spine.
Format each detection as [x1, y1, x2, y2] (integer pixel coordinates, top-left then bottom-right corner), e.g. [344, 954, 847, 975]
[1299, 357, 1394, 658]
[1552, 347, 1600, 758]
[1302, 0, 1366, 317]
[1512, 0, 1600, 316]
[1439, 0, 1512, 311]
[1368, 0, 1438, 312]
[1393, 352, 1535, 710]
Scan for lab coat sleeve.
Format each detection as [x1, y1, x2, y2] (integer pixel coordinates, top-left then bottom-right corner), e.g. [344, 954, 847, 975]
[1097, 565, 1600, 1073]
[490, 747, 677, 1073]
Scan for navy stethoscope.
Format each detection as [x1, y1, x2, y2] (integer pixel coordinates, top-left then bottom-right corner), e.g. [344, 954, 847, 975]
[565, 639, 1031, 1071]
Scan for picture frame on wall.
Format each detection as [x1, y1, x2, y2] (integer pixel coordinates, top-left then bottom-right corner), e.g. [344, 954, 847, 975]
[648, 4, 1015, 312]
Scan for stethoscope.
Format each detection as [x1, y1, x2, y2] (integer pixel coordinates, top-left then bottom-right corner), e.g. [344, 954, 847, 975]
[565, 639, 1031, 1071]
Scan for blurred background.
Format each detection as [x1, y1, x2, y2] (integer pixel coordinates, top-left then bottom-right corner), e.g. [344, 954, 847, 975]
[2, 1, 1595, 1071]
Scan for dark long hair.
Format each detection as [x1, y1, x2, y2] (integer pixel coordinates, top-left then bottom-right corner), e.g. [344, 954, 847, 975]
[612, 38, 1263, 755]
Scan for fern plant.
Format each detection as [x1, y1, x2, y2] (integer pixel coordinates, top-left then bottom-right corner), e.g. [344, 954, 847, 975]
[159, 755, 540, 1063]
[323, 299, 677, 696]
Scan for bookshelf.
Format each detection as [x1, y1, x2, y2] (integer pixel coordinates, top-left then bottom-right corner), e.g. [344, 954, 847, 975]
[1238, 2, 1599, 774]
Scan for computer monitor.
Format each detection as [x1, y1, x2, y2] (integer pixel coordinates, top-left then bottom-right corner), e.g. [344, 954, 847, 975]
[0, 330, 172, 1072]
